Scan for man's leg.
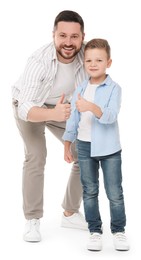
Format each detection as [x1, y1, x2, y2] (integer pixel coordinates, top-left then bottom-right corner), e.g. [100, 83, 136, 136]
[13, 100, 46, 241]
[46, 120, 88, 230]
[61, 142, 82, 213]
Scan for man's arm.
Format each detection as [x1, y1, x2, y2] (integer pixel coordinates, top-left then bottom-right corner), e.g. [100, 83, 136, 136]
[27, 94, 71, 122]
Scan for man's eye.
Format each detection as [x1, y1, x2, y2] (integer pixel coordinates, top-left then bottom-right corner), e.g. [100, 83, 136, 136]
[72, 35, 78, 39]
[59, 35, 66, 38]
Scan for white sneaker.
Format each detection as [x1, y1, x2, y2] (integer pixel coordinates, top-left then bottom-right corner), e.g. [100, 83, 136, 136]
[23, 219, 41, 242]
[113, 232, 130, 251]
[61, 212, 88, 230]
[87, 232, 102, 251]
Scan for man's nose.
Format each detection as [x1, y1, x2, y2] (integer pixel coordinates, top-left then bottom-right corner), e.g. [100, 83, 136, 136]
[64, 37, 72, 45]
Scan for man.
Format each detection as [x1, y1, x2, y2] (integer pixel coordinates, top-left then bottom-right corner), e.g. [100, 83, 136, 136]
[12, 10, 88, 242]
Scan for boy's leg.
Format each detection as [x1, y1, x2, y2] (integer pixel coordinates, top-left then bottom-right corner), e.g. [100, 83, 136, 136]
[101, 151, 129, 251]
[101, 151, 126, 233]
[77, 140, 102, 233]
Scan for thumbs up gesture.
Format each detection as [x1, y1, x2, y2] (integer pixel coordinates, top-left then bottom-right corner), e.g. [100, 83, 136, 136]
[54, 94, 71, 122]
[57, 94, 65, 105]
[76, 93, 89, 112]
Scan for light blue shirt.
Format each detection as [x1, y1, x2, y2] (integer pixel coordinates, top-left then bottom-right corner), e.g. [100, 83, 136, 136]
[62, 75, 122, 157]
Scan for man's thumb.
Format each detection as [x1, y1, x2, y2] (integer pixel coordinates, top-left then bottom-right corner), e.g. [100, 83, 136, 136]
[57, 94, 65, 104]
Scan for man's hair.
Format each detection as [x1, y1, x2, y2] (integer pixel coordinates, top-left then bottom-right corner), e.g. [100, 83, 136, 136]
[54, 10, 84, 33]
[85, 38, 111, 59]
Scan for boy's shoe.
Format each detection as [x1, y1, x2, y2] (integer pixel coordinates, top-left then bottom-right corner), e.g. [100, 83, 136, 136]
[23, 219, 41, 242]
[61, 212, 88, 230]
[87, 232, 102, 251]
[113, 232, 130, 251]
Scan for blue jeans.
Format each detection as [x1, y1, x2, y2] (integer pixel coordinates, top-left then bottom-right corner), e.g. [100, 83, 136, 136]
[76, 140, 126, 234]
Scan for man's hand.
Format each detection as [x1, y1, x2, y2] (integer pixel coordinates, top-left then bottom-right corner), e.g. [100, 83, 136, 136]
[53, 94, 71, 122]
[27, 94, 71, 122]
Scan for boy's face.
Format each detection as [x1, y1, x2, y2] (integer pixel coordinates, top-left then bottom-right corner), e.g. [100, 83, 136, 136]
[53, 21, 85, 63]
[84, 48, 112, 83]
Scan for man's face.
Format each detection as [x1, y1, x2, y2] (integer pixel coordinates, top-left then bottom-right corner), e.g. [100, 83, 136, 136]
[53, 21, 85, 63]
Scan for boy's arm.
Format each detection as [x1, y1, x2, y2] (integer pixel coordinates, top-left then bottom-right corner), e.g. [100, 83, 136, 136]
[76, 94, 102, 118]
[64, 141, 74, 163]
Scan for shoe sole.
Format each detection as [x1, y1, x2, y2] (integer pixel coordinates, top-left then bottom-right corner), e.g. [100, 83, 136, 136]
[61, 223, 88, 231]
[87, 246, 102, 251]
[115, 247, 130, 251]
[23, 236, 41, 242]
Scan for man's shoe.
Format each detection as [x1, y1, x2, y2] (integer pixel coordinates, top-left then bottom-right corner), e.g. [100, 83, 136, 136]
[23, 219, 41, 242]
[61, 212, 88, 230]
[113, 232, 130, 251]
[87, 232, 102, 251]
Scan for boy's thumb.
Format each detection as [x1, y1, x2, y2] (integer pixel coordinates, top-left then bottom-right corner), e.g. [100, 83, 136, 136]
[78, 93, 81, 99]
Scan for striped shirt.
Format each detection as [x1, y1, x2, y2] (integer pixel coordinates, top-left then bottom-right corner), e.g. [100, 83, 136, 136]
[12, 42, 88, 121]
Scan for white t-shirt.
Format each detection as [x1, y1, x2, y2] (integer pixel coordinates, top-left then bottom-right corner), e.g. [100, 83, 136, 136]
[45, 60, 75, 104]
[77, 82, 98, 142]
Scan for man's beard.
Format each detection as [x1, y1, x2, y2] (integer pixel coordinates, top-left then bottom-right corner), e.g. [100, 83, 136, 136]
[56, 45, 81, 60]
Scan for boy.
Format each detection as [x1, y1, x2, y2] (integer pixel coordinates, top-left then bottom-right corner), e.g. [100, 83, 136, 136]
[63, 38, 129, 251]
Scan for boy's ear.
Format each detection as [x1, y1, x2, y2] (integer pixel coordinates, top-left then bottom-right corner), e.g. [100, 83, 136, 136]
[107, 59, 112, 68]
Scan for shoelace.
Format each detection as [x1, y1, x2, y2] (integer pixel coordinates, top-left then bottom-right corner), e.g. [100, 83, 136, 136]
[114, 233, 127, 241]
[30, 219, 40, 231]
[30, 219, 39, 224]
[90, 233, 101, 241]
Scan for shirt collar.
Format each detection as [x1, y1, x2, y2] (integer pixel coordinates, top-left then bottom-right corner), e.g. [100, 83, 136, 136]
[99, 74, 113, 86]
[52, 43, 58, 61]
[81, 74, 113, 93]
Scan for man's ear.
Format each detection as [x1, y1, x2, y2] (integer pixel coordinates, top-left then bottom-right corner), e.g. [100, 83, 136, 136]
[52, 31, 55, 39]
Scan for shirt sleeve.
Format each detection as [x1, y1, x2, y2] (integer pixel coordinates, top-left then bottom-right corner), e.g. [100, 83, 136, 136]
[62, 88, 80, 142]
[98, 84, 122, 124]
[17, 56, 45, 121]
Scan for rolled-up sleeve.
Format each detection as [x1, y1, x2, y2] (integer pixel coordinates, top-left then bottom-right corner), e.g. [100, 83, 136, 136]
[62, 90, 81, 142]
[98, 85, 121, 124]
[62, 118, 77, 142]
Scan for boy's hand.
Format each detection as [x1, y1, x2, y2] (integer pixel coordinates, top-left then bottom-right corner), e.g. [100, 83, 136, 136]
[76, 94, 89, 112]
[64, 141, 74, 163]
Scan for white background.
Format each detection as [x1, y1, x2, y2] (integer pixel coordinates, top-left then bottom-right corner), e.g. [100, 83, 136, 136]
[0, 0, 140, 259]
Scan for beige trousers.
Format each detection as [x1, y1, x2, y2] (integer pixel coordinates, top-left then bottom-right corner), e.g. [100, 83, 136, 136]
[12, 100, 82, 219]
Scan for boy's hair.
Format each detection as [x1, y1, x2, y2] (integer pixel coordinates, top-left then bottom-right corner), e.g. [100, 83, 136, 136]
[85, 38, 111, 59]
[54, 10, 84, 33]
